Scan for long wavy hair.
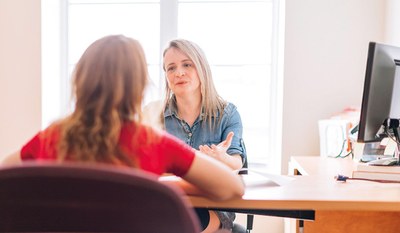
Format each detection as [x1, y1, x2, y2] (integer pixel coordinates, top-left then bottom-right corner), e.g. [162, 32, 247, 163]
[56, 35, 148, 166]
[162, 39, 226, 128]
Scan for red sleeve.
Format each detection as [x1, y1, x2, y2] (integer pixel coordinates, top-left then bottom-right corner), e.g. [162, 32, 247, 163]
[20, 127, 59, 161]
[157, 132, 196, 177]
[20, 133, 41, 160]
[119, 123, 195, 177]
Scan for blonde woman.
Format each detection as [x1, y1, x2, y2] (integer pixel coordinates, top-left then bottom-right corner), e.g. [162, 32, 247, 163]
[162, 39, 247, 233]
[2, 35, 244, 205]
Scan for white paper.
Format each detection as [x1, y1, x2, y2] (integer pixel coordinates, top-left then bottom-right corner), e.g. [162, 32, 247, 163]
[238, 168, 295, 187]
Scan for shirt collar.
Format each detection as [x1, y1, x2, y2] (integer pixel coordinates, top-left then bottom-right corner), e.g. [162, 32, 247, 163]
[163, 95, 207, 120]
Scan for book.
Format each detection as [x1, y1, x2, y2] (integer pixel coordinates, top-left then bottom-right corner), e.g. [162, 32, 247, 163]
[355, 162, 400, 173]
[352, 170, 400, 181]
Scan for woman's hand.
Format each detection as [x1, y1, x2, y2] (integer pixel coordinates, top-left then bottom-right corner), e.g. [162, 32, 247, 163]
[199, 132, 233, 160]
[198, 132, 242, 170]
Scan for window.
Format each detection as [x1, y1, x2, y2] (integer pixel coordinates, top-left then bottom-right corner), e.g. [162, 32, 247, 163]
[42, 0, 285, 173]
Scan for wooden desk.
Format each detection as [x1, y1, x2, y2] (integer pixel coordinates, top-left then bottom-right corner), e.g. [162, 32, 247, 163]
[289, 156, 400, 233]
[188, 156, 400, 233]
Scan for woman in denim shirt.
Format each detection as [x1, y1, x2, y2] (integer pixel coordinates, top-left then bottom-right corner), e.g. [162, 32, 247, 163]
[162, 39, 247, 233]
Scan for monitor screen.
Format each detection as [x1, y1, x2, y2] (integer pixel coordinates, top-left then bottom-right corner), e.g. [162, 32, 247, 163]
[358, 42, 400, 143]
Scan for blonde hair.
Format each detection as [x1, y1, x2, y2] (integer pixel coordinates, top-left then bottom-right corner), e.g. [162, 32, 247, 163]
[57, 35, 148, 166]
[163, 39, 226, 128]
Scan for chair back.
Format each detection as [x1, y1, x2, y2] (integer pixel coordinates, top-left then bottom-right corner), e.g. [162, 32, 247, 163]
[0, 163, 201, 233]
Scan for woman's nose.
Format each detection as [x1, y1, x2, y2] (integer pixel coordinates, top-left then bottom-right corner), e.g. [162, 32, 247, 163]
[175, 69, 185, 77]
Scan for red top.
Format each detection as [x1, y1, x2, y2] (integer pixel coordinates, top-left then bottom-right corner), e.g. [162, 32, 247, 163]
[21, 122, 195, 177]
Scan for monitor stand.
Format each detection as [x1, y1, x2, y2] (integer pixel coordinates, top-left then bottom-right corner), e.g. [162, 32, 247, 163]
[360, 154, 394, 163]
[360, 141, 393, 162]
[366, 156, 399, 166]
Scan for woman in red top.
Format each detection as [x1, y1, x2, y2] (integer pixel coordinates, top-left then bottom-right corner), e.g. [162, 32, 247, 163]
[2, 35, 244, 206]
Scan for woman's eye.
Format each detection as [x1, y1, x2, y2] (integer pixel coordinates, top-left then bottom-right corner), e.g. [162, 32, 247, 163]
[183, 63, 192, 68]
[167, 67, 175, 72]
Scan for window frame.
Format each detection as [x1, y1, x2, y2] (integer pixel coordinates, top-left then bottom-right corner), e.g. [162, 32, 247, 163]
[41, 0, 284, 173]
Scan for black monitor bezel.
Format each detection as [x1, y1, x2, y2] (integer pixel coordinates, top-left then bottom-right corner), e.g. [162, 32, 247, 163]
[357, 42, 400, 143]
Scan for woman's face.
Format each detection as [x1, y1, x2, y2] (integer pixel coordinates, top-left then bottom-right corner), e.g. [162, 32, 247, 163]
[164, 47, 201, 98]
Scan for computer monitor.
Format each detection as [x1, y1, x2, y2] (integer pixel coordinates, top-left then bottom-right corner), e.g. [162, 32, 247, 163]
[358, 42, 400, 144]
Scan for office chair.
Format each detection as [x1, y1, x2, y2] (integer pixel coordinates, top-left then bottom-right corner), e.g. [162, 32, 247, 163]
[236, 155, 254, 233]
[0, 162, 228, 233]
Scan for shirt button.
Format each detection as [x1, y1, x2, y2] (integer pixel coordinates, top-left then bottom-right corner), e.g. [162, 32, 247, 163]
[188, 133, 192, 137]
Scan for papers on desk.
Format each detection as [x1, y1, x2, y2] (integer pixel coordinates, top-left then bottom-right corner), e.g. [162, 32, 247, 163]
[239, 168, 295, 187]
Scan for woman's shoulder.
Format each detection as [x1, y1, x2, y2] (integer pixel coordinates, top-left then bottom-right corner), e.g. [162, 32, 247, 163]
[223, 102, 239, 114]
[39, 122, 62, 139]
[124, 120, 159, 134]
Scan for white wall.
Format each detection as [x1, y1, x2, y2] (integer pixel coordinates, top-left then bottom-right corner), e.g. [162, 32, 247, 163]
[0, 0, 42, 157]
[385, 0, 400, 46]
[282, 0, 386, 174]
[1, 1, 399, 232]
[0, 0, 392, 170]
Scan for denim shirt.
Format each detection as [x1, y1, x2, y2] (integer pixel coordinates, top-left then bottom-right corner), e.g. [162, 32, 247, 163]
[164, 101, 246, 164]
